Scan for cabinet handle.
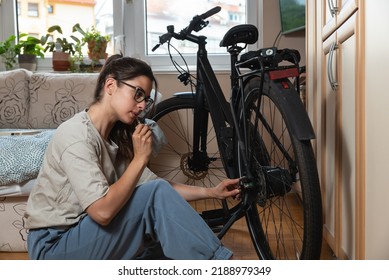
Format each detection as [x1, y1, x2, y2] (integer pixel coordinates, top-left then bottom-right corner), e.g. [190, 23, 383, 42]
[327, 42, 338, 91]
[327, 0, 339, 17]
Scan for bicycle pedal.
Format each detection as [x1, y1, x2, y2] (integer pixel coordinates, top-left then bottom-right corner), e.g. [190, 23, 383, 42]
[201, 208, 227, 219]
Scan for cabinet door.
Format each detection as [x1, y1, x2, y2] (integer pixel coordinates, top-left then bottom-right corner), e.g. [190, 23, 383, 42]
[322, 13, 358, 260]
[322, 33, 338, 252]
[322, 0, 358, 41]
[337, 0, 358, 27]
[311, 0, 360, 259]
[337, 12, 357, 260]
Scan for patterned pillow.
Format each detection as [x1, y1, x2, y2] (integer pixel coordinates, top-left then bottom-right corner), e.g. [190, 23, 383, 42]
[28, 72, 98, 129]
[0, 69, 32, 129]
[0, 130, 55, 185]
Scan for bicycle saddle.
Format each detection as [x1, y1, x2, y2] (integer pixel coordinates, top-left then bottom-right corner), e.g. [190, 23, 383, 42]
[219, 24, 258, 47]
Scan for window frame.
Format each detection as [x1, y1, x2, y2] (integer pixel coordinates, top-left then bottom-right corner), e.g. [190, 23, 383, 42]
[0, 0, 263, 72]
[123, 0, 262, 72]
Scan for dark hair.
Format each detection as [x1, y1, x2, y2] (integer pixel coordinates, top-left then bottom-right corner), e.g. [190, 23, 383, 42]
[93, 54, 158, 161]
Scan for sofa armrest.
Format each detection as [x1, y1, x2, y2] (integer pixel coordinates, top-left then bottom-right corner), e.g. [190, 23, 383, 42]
[0, 69, 32, 129]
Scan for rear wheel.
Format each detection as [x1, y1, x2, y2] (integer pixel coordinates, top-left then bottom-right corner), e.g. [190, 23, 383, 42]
[241, 76, 323, 259]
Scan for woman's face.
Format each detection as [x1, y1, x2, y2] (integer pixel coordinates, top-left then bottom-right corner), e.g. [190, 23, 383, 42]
[109, 75, 153, 125]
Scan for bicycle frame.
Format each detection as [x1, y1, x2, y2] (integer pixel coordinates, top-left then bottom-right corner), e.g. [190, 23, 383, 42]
[175, 34, 238, 178]
[169, 32, 319, 238]
[170, 32, 260, 239]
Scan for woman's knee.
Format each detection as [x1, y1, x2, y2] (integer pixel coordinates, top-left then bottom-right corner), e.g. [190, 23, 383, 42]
[155, 179, 182, 199]
[140, 179, 173, 194]
[139, 179, 182, 205]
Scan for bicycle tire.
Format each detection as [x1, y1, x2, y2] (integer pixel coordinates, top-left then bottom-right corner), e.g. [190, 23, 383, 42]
[149, 96, 241, 232]
[240, 75, 323, 259]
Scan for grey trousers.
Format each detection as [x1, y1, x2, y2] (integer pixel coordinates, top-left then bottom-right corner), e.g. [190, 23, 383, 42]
[27, 179, 232, 260]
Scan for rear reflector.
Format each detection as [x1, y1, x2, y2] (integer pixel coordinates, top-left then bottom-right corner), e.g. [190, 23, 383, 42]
[269, 67, 299, 80]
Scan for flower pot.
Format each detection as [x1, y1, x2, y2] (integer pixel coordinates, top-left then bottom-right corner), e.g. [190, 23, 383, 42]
[18, 54, 37, 71]
[87, 40, 108, 62]
[52, 51, 70, 71]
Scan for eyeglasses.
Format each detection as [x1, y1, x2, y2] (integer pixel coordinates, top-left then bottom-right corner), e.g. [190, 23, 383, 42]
[117, 80, 154, 108]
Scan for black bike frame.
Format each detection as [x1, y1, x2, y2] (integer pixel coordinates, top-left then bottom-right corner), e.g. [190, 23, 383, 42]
[185, 34, 239, 180]
[171, 33, 253, 238]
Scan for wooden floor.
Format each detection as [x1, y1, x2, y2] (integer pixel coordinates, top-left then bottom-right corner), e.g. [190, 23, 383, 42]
[0, 217, 335, 260]
[221, 217, 335, 260]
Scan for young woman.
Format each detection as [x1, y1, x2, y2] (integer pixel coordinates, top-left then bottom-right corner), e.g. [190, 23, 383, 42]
[25, 54, 241, 260]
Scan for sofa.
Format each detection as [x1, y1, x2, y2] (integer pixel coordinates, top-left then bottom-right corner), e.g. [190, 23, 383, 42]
[0, 69, 99, 252]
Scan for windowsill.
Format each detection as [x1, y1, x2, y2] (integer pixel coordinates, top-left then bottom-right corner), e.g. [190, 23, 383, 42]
[34, 58, 232, 74]
[34, 57, 104, 73]
[152, 65, 231, 75]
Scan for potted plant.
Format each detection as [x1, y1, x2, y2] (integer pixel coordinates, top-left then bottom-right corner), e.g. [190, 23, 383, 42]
[0, 35, 17, 70]
[14, 33, 45, 71]
[41, 25, 76, 71]
[72, 24, 110, 63]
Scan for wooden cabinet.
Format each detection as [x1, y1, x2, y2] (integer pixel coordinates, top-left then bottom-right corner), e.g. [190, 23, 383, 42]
[322, 0, 338, 40]
[306, 0, 389, 259]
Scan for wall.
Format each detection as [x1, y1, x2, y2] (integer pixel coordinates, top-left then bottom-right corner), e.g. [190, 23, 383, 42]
[154, 72, 230, 100]
[364, 1, 389, 259]
[262, 0, 306, 66]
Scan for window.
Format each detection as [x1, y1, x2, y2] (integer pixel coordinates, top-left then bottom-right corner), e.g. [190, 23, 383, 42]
[16, 0, 113, 46]
[125, 0, 260, 71]
[47, 5, 53, 14]
[145, 0, 246, 55]
[12, 0, 114, 69]
[27, 3, 39, 17]
[1, 0, 262, 71]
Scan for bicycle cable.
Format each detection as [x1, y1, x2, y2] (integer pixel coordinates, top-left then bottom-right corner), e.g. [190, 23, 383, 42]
[167, 40, 198, 93]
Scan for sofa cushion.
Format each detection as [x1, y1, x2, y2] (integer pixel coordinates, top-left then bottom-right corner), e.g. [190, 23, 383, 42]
[0, 69, 32, 129]
[28, 73, 98, 129]
[0, 130, 55, 185]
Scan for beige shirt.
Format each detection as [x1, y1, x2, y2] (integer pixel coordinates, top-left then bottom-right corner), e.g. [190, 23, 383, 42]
[25, 110, 157, 229]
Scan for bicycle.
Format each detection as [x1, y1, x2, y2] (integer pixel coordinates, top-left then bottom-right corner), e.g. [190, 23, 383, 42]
[149, 6, 323, 260]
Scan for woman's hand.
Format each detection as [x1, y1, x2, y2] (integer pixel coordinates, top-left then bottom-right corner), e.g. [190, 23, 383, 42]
[209, 178, 241, 200]
[132, 123, 153, 163]
[87, 124, 153, 226]
[169, 178, 242, 202]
